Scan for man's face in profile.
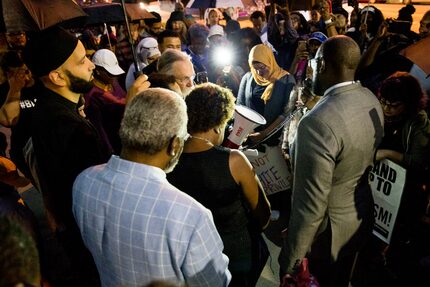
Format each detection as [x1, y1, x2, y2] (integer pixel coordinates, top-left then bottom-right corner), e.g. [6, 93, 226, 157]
[170, 60, 195, 97]
[61, 41, 95, 94]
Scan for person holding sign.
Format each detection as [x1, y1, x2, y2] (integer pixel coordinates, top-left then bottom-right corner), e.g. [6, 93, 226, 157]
[373, 72, 430, 283]
[278, 36, 384, 286]
[376, 72, 430, 226]
[237, 43, 296, 219]
[376, 72, 429, 178]
[168, 83, 271, 287]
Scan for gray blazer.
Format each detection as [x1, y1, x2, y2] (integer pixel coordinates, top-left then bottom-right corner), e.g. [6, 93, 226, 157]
[279, 82, 384, 273]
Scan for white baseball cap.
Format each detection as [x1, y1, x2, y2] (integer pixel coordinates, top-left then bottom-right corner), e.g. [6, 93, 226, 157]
[208, 24, 225, 38]
[92, 49, 125, 75]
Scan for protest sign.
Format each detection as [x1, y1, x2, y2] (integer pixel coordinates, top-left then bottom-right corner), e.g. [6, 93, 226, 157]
[245, 145, 292, 195]
[369, 159, 406, 244]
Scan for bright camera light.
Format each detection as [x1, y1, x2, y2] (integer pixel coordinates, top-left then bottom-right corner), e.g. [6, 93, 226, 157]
[213, 46, 234, 67]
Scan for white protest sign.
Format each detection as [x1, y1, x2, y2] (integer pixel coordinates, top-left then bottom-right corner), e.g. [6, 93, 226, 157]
[369, 159, 406, 244]
[245, 145, 292, 195]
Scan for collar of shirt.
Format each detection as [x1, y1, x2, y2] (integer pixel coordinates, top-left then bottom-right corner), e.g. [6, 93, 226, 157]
[323, 81, 356, 97]
[107, 155, 167, 182]
[40, 86, 78, 110]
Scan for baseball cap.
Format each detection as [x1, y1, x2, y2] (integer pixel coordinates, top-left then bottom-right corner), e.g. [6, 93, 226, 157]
[92, 49, 124, 75]
[308, 32, 328, 44]
[208, 24, 225, 38]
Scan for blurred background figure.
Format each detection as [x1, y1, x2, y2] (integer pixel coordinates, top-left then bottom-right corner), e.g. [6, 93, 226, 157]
[346, 5, 385, 51]
[5, 31, 27, 52]
[250, 10, 271, 49]
[332, 7, 349, 35]
[85, 49, 126, 154]
[228, 28, 262, 73]
[141, 11, 163, 39]
[206, 8, 222, 29]
[419, 10, 430, 39]
[0, 216, 41, 287]
[141, 30, 182, 77]
[185, 23, 209, 83]
[267, 3, 299, 70]
[308, 3, 321, 32]
[166, 11, 188, 48]
[125, 37, 160, 90]
[168, 83, 271, 286]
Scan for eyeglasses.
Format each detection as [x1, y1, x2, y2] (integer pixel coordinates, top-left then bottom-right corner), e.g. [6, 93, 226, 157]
[176, 75, 195, 86]
[308, 57, 324, 72]
[379, 99, 404, 109]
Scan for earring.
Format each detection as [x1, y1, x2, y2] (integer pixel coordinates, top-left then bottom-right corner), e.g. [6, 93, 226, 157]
[171, 152, 176, 156]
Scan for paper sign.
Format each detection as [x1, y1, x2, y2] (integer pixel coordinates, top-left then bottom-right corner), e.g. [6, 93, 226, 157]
[246, 145, 292, 195]
[369, 159, 406, 244]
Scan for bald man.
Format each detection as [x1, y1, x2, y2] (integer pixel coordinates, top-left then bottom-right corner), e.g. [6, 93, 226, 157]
[279, 36, 384, 286]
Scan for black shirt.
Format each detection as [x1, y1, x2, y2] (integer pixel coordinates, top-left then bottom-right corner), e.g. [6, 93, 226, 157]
[0, 81, 40, 178]
[31, 86, 110, 228]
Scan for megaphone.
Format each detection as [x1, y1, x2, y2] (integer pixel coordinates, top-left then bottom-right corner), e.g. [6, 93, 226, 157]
[223, 105, 266, 149]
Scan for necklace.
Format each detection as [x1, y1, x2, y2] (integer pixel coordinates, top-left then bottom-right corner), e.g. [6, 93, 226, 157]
[190, 135, 213, 146]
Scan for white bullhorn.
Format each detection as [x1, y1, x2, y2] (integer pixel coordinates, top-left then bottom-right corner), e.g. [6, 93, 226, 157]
[223, 105, 266, 149]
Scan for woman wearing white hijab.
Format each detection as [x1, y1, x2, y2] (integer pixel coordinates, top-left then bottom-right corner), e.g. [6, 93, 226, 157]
[125, 37, 161, 91]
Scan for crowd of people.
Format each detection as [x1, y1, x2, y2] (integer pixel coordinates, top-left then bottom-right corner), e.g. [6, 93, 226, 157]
[0, 0, 430, 286]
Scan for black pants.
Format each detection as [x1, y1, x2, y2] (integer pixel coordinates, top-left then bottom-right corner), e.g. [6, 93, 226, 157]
[56, 225, 101, 287]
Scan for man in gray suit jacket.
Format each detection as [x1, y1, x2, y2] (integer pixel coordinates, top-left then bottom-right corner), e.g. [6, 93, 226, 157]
[279, 36, 384, 286]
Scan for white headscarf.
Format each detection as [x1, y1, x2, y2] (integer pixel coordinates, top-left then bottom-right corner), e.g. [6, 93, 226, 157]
[136, 37, 161, 66]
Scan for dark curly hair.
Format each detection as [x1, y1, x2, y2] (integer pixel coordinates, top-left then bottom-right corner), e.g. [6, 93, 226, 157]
[379, 71, 428, 117]
[185, 83, 235, 133]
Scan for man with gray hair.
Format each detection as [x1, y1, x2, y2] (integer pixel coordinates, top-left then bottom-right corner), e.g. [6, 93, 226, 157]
[158, 49, 195, 97]
[73, 88, 231, 287]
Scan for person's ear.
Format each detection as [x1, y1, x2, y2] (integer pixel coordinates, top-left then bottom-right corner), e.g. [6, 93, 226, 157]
[214, 127, 222, 134]
[167, 136, 181, 157]
[48, 70, 66, 86]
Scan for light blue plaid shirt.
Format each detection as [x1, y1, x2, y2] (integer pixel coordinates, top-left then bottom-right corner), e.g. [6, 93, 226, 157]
[73, 155, 231, 287]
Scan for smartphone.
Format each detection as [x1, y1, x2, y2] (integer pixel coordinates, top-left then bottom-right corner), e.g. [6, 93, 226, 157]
[196, 71, 208, 84]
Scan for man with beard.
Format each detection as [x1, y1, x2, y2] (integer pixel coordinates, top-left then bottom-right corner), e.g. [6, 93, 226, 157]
[278, 36, 384, 287]
[23, 26, 110, 285]
[157, 49, 195, 97]
[73, 88, 231, 287]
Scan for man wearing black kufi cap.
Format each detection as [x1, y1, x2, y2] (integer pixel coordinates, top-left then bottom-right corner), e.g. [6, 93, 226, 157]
[23, 26, 110, 285]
